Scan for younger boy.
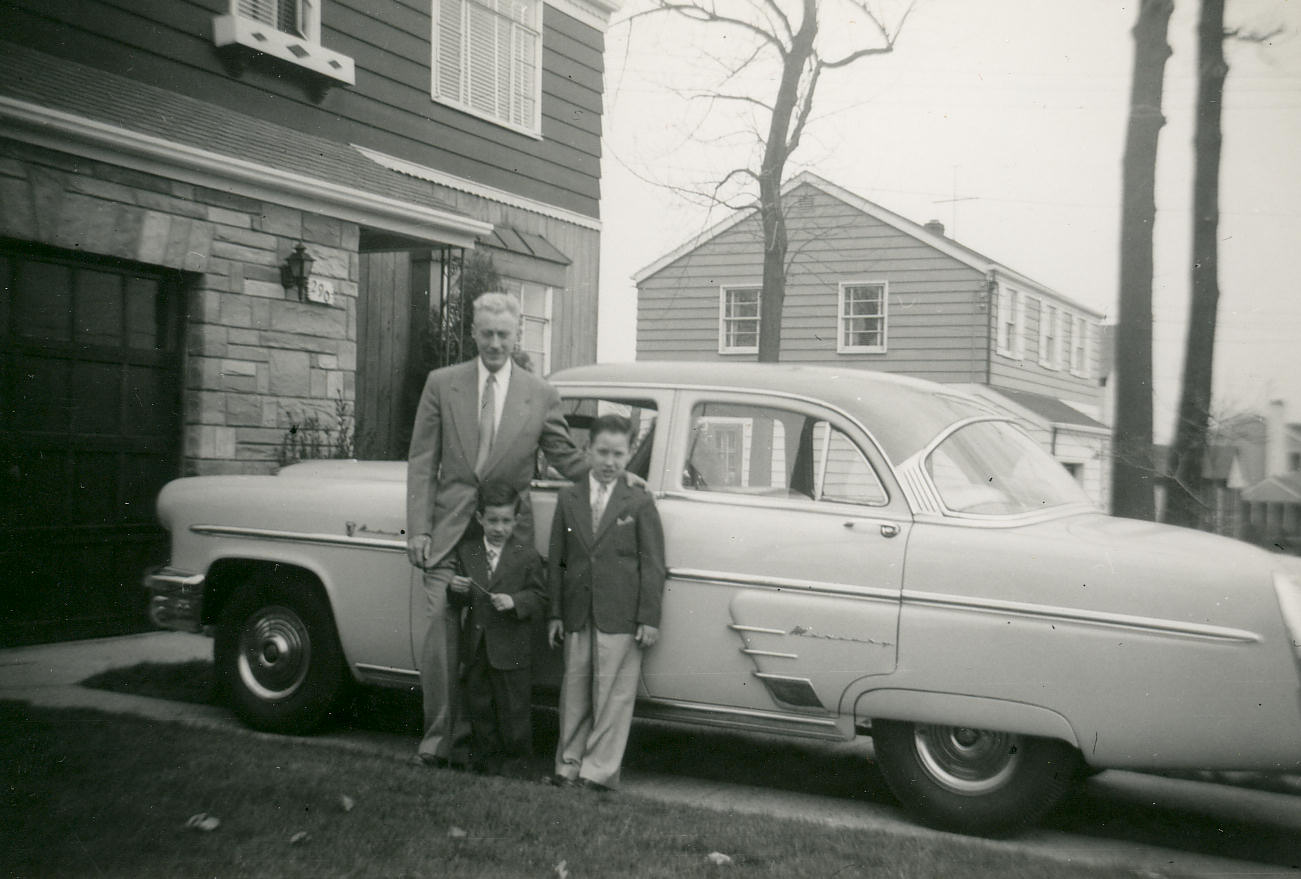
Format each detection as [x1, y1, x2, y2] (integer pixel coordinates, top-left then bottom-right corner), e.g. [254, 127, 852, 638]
[547, 414, 666, 792]
[448, 480, 548, 777]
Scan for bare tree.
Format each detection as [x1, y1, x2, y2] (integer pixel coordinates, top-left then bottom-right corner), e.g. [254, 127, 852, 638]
[1165, 1, 1282, 529]
[647, 0, 913, 361]
[1111, 0, 1174, 521]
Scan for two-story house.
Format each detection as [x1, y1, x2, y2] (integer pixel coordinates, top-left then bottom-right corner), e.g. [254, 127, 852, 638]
[634, 172, 1110, 505]
[0, 0, 617, 643]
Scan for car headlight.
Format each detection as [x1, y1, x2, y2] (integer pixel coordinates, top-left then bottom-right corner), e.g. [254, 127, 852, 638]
[1275, 570, 1301, 674]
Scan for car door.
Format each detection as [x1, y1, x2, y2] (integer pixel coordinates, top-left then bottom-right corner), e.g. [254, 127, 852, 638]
[641, 390, 910, 724]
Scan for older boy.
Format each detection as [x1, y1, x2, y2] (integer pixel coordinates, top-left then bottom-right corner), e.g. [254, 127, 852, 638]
[547, 414, 666, 792]
[448, 481, 548, 777]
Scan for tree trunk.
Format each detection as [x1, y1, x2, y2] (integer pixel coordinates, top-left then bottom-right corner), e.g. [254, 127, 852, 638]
[1111, 0, 1173, 521]
[756, 0, 817, 363]
[1166, 0, 1228, 529]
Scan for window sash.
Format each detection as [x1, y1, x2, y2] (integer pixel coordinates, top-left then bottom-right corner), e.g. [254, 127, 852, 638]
[433, 0, 540, 132]
[838, 283, 886, 352]
[720, 287, 760, 353]
[236, 0, 306, 38]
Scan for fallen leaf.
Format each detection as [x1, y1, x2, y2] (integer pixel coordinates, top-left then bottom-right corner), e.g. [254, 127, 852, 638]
[554, 860, 570, 879]
[705, 851, 733, 866]
[185, 813, 220, 832]
[339, 794, 355, 813]
[448, 826, 468, 839]
[289, 831, 310, 845]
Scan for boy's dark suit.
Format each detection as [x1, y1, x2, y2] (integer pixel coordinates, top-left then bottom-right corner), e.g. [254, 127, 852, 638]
[450, 536, 547, 774]
[548, 477, 665, 788]
[548, 479, 665, 634]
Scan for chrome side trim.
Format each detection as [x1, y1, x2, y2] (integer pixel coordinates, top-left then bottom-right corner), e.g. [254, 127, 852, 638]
[905, 590, 1263, 644]
[190, 524, 407, 552]
[635, 696, 845, 739]
[673, 567, 900, 603]
[354, 663, 421, 686]
[741, 649, 799, 659]
[728, 623, 787, 635]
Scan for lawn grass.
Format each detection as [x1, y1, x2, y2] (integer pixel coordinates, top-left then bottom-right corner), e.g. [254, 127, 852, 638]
[0, 700, 1163, 879]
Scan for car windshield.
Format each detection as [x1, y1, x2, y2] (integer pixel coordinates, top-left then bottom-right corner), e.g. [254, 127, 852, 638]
[925, 420, 1092, 515]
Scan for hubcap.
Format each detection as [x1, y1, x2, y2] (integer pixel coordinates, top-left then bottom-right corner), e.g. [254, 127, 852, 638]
[236, 605, 311, 701]
[912, 724, 1021, 794]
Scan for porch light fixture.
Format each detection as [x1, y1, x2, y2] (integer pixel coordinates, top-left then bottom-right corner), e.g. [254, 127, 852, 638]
[280, 243, 314, 300]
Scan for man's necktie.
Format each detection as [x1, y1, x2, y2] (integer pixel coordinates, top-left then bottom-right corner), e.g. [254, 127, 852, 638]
[475, 373, 496, 474]
[592, 481, 609, 532]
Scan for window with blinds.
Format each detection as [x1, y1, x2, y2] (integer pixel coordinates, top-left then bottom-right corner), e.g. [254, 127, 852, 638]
[433, 0, 541, 133]
[237, 0, 305, 37]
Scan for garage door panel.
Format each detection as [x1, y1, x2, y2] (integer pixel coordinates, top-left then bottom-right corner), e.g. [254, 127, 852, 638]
[70, 361, 123, 435]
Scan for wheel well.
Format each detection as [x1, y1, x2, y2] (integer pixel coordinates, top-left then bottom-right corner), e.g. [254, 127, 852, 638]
[202, 559, 335, 629]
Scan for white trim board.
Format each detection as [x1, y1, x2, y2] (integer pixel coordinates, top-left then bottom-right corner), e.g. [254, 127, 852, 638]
[545, 0, 622, 31]
[0, 96, 493, 249]
[356, 145, 602, 232]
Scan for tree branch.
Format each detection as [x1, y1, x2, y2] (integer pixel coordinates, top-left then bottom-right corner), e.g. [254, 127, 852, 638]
[690, 92, 776, 111]
[654, 1, 789, 54]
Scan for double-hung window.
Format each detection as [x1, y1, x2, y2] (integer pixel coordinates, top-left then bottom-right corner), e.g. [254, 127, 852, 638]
[1070, 316, 1090, 377]
[1038, 300, 1059, 369]
[516, 283, 552, 375]
[433, 0, 542, 135]
[837, 282, 887, 354]
[719, 286, 760, 354]
[996, 286, 1025, 359]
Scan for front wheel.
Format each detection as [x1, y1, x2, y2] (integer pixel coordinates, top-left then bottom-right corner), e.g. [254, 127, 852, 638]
[871, 719, 1081, 836]
[214, 575, 347, 734]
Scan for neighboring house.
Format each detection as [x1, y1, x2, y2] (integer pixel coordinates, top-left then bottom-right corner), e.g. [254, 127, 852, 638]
[1151, 443, 1246, 535]
[1225, 401, 1301, 549]
[0, 0, 617, 643]
[634, 172, 1110, 505]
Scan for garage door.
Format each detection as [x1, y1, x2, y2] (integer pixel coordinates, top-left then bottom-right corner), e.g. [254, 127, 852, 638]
[0, 244, 184, 645]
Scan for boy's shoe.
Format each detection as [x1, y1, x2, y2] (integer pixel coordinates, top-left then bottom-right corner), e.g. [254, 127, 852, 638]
[543, 774, 579, 788]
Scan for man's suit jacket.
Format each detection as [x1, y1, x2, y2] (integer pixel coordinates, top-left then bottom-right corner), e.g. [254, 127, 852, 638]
[406, 359, 587, 568]
[548, 478, 666, 635]
[449, 538, 547, 671]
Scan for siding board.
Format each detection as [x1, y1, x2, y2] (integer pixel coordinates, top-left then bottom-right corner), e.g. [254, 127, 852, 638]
[1, 0, 608, 217]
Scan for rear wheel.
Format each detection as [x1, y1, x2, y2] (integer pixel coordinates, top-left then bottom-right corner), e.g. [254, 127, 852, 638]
[214, 575, 347, 734]
[871, 719, 1082, 836]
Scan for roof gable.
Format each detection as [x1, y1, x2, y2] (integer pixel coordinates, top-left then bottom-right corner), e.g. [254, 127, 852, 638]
[633, 171, 1101, 318]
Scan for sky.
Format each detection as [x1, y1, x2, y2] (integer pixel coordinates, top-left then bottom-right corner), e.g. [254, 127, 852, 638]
[592, 0, 1301, 441]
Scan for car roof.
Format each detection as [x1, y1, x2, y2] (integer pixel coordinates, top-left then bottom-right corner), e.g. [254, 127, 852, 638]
[548, 361, 995, 462]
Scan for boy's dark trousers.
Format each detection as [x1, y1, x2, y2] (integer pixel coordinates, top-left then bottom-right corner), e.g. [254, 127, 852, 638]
[463, 641, 532, 776]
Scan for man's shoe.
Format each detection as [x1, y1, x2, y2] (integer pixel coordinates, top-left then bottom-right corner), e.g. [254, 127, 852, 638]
[579, 778, 614, 794]
[412, 754, 450, 769]
[543, 774, 579, 788]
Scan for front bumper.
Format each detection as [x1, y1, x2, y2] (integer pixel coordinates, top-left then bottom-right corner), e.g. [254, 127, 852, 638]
[144, 566, 206, 633]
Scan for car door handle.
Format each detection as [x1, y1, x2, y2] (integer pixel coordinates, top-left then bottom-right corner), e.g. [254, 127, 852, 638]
[880, 523, 900, 538]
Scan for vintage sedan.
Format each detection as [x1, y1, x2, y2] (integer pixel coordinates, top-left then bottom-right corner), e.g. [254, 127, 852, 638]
[146, 362, 1301, 835]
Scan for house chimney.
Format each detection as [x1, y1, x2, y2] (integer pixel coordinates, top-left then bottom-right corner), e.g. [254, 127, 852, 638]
[923, 219, 945, 237]
[1267, 399, 1287, 477]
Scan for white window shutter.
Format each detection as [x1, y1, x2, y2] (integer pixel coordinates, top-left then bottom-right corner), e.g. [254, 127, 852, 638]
[436, 0, 465, 102]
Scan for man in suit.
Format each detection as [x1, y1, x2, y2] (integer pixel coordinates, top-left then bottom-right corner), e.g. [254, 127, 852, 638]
[447, 481, 547, 777]
[546, 413, 666, 791]
[406, 291, 587, 765]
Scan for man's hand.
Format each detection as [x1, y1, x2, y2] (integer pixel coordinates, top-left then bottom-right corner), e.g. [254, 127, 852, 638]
[547, 620, 565, 649]
[407, 534, 433, 569]
[623, 471, 646, 490]
[490, 593, 516, 613]
[635, 624, 659, 649]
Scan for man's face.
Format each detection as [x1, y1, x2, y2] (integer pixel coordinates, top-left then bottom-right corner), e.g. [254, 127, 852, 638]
[473, 310, 518, 372]
[476, 503, 518, 547]
[588, 430, 630, 485]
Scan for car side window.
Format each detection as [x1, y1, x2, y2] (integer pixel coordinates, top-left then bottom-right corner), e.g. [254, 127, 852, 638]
[684, 402, 886, 506]
[536, 397, 657, 481]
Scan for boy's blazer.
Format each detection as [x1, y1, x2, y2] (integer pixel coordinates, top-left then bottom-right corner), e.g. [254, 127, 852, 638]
[406, 360, 587, 569]
[548, 478, 666, 635]
[451, 538, 547, 671]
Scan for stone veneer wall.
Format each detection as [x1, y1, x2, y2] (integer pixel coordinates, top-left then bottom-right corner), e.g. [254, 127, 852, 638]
[0, 138, 359, 476]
